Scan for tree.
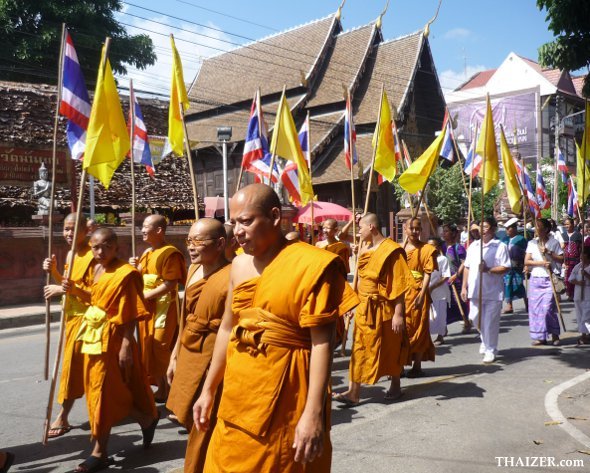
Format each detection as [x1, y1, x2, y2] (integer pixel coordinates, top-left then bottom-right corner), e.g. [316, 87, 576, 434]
[0, 0, 156, 84]
[537, 0, 590, 97]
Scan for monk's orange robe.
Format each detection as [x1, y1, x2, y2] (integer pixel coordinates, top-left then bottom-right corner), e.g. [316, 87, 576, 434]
[204, 242, 359, 473]
[138, 243, 187, 381]
[81, 259, 157, 438]
[350, 239, 414, 383]
[323, 241, 351, 273]
[58, 245, 94, 404]
[166, 263, 231, 473]
[405, 242, 437, 365]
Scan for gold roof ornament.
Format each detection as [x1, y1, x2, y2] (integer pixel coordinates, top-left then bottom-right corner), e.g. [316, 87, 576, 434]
[336, 0, 345, 21]
[423, 0, 442, 38]
[376, 0, 390, 30]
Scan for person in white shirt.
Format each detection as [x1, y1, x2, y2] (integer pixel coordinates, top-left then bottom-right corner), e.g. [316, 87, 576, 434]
[427, 238, 451, 346]
[524, 218, 564, 346]
[461, 217, 510, 364]
[568, 245, 590, 345]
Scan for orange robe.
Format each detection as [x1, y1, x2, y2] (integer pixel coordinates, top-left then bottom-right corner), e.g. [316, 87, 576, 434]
[405, 242, 437, 364]
[81, 259, 157, 438]
[323, 241, 351, 273]
[204, 242, 359, 473]
[58, 245, 94, 404]
[138, 243, 187, 381]
[166, 263, 231, 473]
[349, 239, 413, 383]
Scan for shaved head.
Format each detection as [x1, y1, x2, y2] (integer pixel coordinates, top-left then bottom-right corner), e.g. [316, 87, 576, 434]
[192, 217, 226, 240]
[64, 212, 87, 229]
[145, 214, 167, 232]
[323, 218, 337, 229]
[92, 227, 118, 244]
[233, 183, 281, 216]
[360, 213, 380, 228]
[285, 231, 300, 241]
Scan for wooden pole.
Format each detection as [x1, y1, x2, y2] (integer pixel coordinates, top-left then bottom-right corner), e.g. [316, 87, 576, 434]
[269, 85, 287, 186]
[363, 83, 385, 214]
[477, 98, 488, 332]
[129, 80, 137, 257]
[466, 126, 478, 248]
[306, 112, 316, 245]
[581, 99, 588, 300]
[400, 139, 415, 216]
[236, 89, 261, 193]
[450, 283, 467, 324]
[539, 241, 567, 331]
[180, 108, 200, 221]
[447, 107, 474, 222]
[44, 23, 67, 381]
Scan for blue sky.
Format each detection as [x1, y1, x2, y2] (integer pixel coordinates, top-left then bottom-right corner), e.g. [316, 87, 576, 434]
[117, 0, 556, 97]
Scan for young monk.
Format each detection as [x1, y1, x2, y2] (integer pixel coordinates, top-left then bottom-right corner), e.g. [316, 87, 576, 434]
[130, 215, 187, 402]
[316, 218, 351, 273]
[193, 184, 359, 472]
[333, 213, 413, 405]
[166, 219, 231, 473]
[403, 218, 437, 377]
[69, 228, 158, 473]
[42, 213, 93, 439]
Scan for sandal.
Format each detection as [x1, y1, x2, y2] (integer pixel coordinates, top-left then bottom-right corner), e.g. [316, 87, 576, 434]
[531, 340, 547, 346]
[384, 390, 404, 401]
[332, 392, 359, 408]
[48, 425, 72, 439]
[142, 416, 159, 449]
[74, 456, 109, 473]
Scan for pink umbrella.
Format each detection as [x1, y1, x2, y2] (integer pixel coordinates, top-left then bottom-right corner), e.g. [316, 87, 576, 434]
[204, 196, 229, 218]
[294, 201, 352, 225]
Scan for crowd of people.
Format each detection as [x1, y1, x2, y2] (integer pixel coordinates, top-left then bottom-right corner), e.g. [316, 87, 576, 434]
[8, 185, 588, 473]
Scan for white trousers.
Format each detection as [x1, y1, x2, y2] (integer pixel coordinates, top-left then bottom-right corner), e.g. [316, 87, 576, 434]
[469, 300, 502, 354]
[429, 299, 448, 336]
[575, 301, 590, 334]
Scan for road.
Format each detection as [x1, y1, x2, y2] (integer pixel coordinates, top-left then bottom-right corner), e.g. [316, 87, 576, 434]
[1, 299, 589, 472]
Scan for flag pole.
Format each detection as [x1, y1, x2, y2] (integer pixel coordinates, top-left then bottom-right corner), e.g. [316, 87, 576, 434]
[180, 109, 199, 221]
[269, 85, 287, 186]
[129, 80, 137, 257]
[235, 88, 261, 194]
[307, 111, 316, 245]
[44, 23, 67, 381]
[477, 96, 490, 332]
[447, 107, 474, 222]
[401, 139, 416, 216]
[363, 83, 385, 214]
[581, 99, 588, 301]
[466, 125, 478, 247]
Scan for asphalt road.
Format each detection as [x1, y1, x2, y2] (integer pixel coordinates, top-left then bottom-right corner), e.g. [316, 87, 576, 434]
[1, 298, 589, 472]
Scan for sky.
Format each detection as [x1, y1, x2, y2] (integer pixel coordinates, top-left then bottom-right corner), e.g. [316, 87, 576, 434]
[115, 0, 557, 98]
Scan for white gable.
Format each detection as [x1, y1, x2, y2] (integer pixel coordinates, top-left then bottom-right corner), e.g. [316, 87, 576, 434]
[486, 53, 556, 96]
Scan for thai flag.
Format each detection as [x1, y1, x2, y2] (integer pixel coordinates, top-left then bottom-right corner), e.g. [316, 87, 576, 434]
[129, 83, 155, 177]
[515, 159, 540, 218]
[463, 134, 482, 177]
[59, 31, 91, 160]
[439, 112, 456, 168]
[568, 176, 578, 217]
[242, 90, 265, 168]
[344, 94, 358, 170]
[535, 162, 550, 210]
[557, 146, 568, 183]
[392, 120, 402, 164]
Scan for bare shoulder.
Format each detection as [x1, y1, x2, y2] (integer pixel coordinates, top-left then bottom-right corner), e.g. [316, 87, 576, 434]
[315, 240, 327, 249]
[230, 253, 258, 287]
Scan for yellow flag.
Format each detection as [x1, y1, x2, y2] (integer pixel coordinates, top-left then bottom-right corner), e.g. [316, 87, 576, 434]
[371, 90, 396, 181]
[168, 35, 189, 157]
[499, 126, 522, 213]
[475, 95, 499, 194]
[270, 93, 314, 205]
[398, 130, 444, 194]
[83, 46, 130, 189]
[578, 101, 590, 204]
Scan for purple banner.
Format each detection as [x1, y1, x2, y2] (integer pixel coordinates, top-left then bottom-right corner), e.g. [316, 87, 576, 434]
[448, 91, 538, 159]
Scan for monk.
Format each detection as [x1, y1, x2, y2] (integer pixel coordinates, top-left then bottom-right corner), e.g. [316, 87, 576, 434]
[316, 218, 351, 273]
[285, 231, 301, 242]
[333, 213, 413, 405]
[223, 222, 240, 261]
[42, 213, 94, 439]
[166, 219, 231, 473]
[193, 184, 359, 472]
[68, 228, 158, 473]
[130, 215, 187, 401]
[403, 217, 437, 377]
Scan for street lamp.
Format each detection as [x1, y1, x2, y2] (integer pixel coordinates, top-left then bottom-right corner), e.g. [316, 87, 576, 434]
[217, 126, 232, 220]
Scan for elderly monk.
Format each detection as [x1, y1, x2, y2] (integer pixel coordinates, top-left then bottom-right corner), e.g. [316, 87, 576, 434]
[316, 218, 351, 273]
[130, 215, 187, 401]
[403, 217, 437, 377]
[68, 228, 158, 473]
[333, 213, 413, 405]
[193, 184, 359, 472]
[166, 219, 231, 473]
[43, 213, 93, 439]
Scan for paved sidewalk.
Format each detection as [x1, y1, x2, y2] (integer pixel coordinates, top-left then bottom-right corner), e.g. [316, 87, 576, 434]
[0, 301, 62, 330]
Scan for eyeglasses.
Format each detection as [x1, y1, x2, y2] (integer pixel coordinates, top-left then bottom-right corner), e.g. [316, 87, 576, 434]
[185, 237, 216, 247]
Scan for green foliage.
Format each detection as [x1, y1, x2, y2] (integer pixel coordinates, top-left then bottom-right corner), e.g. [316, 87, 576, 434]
[470, 186, 502, 221]
[0, 0, 156, 84]
[537, 0, 590, 97]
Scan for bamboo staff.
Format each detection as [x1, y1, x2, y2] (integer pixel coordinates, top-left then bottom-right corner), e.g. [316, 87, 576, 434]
[538, 241, 567, 332]
[465, 126, 478, 248]
[268, 85, 287, 187]
[476, 110, 488, 332]
[180, 109, 199, 221]
[400, 139, 416, 216]
[581, 99, 588, 301]
[43, 23, 67, 381]
[306, 112, 316, 245]
[129, 80, 137, 257]
[363, 84, 385, 214]
[447, 108, 474, 222]
[450, 283, 468, 325]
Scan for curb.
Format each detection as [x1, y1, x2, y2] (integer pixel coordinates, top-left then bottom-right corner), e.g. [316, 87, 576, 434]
[0, 308, 61, 330]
